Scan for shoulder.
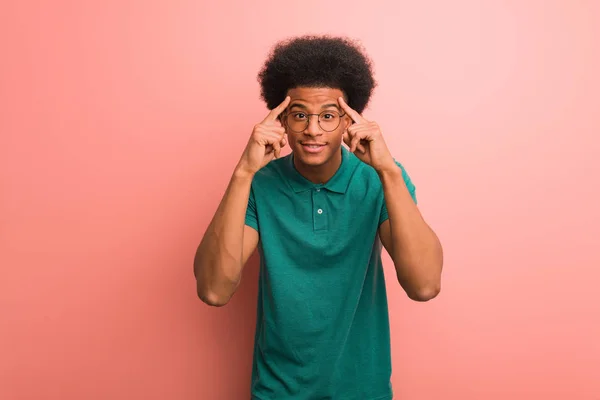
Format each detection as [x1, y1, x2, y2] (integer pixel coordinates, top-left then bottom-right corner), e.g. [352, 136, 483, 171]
[348, 153, 417, 201]
[349, 153, 415, 184]
[249, 155, 290, 190]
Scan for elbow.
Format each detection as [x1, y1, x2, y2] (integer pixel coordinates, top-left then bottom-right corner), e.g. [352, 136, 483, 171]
[405, 282, 441, 302]
[195, 274, 239, 308]
[408, 287, 440, 302]
[397, 254, 443, 302]
[198, 289, 231, 307]
[194, 257, 240, 307]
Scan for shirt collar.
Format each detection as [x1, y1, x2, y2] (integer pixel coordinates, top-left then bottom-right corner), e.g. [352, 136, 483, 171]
[284, 146, 359, 194]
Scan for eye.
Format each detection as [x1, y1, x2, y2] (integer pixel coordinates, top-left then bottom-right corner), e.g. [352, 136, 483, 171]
[292, 112, 307, 120]
[321, 113, 336, 120]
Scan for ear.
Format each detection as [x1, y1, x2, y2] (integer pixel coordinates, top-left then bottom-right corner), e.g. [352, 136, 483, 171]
[343, 114, 353, 130]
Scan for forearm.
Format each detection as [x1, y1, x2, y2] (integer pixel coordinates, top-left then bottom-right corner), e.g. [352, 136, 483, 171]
[379, 167, 443, 300]
[194, 167, 253, 304]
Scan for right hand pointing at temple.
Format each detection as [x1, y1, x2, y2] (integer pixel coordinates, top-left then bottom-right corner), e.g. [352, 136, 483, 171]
[237, 96, 291, 176]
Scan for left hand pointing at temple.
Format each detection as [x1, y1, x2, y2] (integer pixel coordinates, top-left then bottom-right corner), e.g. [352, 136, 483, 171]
[338, 97, 397, 174]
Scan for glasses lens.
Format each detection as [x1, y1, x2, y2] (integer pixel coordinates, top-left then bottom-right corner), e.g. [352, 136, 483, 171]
[318, 111, 341, 132]
[286, 112, 308, 132]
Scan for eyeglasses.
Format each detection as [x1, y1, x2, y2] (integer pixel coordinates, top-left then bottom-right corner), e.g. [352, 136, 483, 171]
[284, 110, 346, 133]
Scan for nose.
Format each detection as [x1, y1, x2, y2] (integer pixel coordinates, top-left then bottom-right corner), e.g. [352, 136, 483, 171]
[304, 115, 323, 137]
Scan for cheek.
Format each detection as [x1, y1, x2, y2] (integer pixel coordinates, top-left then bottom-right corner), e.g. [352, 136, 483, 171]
[331, 126, 346, 142]
[287, 134, 301, 146]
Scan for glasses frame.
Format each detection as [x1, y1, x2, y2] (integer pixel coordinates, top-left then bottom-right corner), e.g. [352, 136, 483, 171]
[283, 110, 347, 133]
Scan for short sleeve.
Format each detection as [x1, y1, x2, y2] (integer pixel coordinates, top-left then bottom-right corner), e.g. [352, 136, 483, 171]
[245, 186, 259, 231]
[378, 161, 417, 226]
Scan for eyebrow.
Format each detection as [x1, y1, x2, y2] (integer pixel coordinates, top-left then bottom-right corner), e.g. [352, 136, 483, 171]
[289, 102, 341, 111]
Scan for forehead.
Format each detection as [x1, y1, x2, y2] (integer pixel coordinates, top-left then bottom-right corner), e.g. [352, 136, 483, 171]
[286, 87, 344, 108]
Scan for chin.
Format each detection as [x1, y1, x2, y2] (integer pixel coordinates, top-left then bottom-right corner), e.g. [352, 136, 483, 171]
[293, 145, 333, 167]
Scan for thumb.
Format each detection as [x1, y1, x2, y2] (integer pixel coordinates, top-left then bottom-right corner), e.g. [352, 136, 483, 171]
[263, 144, 275, 163]
[272, 140, 282, 159]
[350, 134, 362, 153]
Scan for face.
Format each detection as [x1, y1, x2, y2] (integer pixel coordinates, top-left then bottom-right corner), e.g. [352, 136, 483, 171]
[282, 87, 351, 171]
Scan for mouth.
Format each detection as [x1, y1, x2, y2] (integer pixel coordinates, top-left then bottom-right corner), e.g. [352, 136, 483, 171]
[300, 143, 327, 154]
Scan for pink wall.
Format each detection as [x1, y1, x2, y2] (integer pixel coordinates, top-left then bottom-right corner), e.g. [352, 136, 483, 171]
[1, 1, 599, 399]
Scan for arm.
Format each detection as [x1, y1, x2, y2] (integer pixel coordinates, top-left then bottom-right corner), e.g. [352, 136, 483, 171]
[193, 95, 291, 307]
[336, 97, 443, 302]
[193, 169, 259, 307]
[378, 166, 443, 302]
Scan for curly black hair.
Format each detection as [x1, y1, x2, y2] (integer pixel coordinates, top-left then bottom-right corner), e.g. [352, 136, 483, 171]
[257, 35, 376, 114]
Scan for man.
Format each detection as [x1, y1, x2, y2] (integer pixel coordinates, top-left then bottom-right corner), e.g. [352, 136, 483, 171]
[194, 35, 443, 400]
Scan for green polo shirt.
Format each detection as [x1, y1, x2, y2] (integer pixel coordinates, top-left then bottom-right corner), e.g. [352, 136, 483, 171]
[245, 146, 416, 400]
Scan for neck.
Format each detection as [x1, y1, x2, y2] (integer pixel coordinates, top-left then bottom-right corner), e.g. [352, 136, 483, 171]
[293, 148, 343, 184]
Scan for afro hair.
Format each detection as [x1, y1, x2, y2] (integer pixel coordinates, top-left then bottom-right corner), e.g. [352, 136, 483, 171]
[257, 35, 376, 114]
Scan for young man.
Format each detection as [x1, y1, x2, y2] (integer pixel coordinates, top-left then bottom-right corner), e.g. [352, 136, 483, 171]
[194, 35, 443, 400]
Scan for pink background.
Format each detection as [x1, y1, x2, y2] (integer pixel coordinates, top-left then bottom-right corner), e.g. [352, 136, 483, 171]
[1, 1, 599, 399]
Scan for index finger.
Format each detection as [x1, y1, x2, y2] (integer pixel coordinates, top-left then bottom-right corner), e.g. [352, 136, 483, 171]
[264, 96, 291, 122]
[338, 97, 365, 123]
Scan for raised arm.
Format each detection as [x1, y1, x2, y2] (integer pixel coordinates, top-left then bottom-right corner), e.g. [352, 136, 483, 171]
[193, 96, 291, 306]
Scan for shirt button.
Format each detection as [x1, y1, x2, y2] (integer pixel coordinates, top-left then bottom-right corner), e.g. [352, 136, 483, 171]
[317, 209, 323, 214]
[316, 188, 320, 192]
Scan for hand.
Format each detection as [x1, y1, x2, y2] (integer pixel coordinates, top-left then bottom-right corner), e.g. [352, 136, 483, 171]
[339, 97, 396, 173]
[237, 96, 291, 175]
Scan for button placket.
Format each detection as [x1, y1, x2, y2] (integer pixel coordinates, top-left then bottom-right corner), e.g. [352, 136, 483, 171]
[312, 187, 327, 231]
